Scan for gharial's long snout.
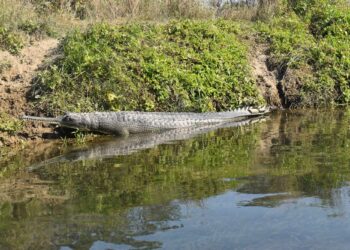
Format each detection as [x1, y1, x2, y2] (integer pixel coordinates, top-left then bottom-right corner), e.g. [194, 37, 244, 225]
[21, 115, 61, 124]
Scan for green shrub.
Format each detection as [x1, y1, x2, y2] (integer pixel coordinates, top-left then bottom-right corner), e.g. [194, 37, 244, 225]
[288, 0, 317, 16]
[309, 4, 350, 38]
[18, 20, 55, 38]
[33, 20, 262, 115]
[0, 113, 23, 135]
[0, 26, 23, 54]
[257, 13, 315, 69]
[257, 2, 350, 106]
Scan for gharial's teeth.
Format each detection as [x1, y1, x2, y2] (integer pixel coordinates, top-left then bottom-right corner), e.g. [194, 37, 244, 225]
[258, 106, 267, 112]
[249, 107, 260, 114]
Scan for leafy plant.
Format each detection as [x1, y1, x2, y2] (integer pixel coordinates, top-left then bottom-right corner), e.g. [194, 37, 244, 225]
[0, 26, 23, 54]
[73, 130, 89, 145]
[0, 113, 23, 135]
[256, 1, 350, 106]
[33, 20, 263, 115]
[18, 20, 55, 38]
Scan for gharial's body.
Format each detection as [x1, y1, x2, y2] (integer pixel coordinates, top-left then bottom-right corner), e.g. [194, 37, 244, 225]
[22, 106, 270, 135]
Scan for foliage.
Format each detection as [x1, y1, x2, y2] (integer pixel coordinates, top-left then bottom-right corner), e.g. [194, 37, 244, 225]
[18, 20, 55, 38]
[257, 0, 350, 106]
[33, 20, 262, 114]
[257, 13, 315, 69]
[0, 26, 23, 54]
[0, 113, 23, 134]
[287, 0, 317, 16]
[300, 1, 350, 37]
[256, 14, 321, 105]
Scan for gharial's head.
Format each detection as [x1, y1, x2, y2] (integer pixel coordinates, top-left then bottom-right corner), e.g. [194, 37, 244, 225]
[60, 112, 92, 130]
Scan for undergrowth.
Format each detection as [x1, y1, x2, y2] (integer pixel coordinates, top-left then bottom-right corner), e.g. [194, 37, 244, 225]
[257, 0, 350, 106]
[0, 0, 278, 54]
[0, 113, 23, 135]
[0, 26, 23, 54]
[32, 20, 263, 114]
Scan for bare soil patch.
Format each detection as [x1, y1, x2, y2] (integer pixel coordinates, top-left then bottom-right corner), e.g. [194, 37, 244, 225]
[249, 40, 282, 108]
[0, 39, 59, 146]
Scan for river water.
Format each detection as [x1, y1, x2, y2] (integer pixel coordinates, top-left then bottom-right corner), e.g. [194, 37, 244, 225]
[1, 109, 350, 249]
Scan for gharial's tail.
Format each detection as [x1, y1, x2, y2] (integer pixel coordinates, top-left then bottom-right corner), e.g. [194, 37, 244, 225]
[21, 115, 61, 124]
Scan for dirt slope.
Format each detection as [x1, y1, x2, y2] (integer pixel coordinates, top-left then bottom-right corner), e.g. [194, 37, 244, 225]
[0, 39, 59, 146]
[250, 42, 282, 108]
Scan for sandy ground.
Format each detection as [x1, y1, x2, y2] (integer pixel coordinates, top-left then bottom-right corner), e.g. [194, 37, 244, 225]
[0, 39, 59, 146]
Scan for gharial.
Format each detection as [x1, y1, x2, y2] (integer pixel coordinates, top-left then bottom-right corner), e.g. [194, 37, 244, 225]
[21, 106, 271, 136]
[26, 116, 266, 171]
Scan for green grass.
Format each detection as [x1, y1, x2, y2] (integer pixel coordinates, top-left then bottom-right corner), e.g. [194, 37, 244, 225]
[256, 0, 350, 106]
[0, 26, 23, 54]
[32, 20, 263, 115]
[0, 113, 23, 135]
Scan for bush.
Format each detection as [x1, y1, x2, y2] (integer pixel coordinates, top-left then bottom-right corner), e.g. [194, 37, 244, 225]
[309, 4, 350, 38]
[18, 20, 55, 38]
[257, 1, 350, 106]
[0, 113, 23, 135]
[33, 20, 262, 115]
[257, 13, 315, 69]
[309, 6, 350, 102]
[0, 26, 23, 54]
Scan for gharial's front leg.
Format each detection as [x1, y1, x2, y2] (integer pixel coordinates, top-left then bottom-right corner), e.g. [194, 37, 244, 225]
[118, 128, 130, 137]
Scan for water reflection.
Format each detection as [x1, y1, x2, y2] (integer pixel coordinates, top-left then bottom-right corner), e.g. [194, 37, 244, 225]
[27, 116, 266, 170]
[0, 109, 350, 249]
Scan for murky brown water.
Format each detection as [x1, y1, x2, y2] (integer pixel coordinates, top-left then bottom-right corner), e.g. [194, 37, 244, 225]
[1, 109, 350, 249]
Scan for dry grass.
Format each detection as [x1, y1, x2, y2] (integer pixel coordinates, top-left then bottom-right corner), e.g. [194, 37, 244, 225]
[80, 0, 216, 21]
[0, 0, 282, 45]
[218, 4, 259, 20]
[0, 0, 217, 37]
[0, 0, 282, 29]
[0, 0, 83, 37]
[0, 0, 37, 28]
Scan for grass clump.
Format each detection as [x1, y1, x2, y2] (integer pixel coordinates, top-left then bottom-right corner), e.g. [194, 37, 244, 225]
[0, 26, 23, 54]
[33, 20, 262, 114]
[0, 113, 23, 135]
[18, 20, 55, 39]
[309, 3, 350, 103]
[257, 0, 350, 106]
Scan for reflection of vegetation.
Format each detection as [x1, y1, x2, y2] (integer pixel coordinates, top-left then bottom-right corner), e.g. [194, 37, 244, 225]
[1, 109, 350, 248]
[34, 125, 260, 212]
[0, 123, 261, 249]
[238, 109, 350, 206]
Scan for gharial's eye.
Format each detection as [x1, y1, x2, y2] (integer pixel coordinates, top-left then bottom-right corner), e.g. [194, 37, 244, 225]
[63, 116, 74, 122]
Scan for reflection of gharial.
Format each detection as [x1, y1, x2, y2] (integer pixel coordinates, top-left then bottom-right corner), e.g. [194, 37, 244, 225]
[22, 106, 270, 135]
[27, 116, 267, 170]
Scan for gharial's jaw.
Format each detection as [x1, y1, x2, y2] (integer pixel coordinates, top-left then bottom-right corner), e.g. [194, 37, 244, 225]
[21, 115, 62, 124]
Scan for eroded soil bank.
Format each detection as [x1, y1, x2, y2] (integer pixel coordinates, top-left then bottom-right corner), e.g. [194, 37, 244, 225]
[0, 39, 59, 147]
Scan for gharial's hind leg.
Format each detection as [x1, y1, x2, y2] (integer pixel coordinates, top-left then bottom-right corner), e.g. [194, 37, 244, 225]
[118, 128, 130, 137]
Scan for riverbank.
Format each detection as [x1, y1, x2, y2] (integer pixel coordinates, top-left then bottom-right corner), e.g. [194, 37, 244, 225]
[0, 39, 59, 146]
[1, 0, 349, 147]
